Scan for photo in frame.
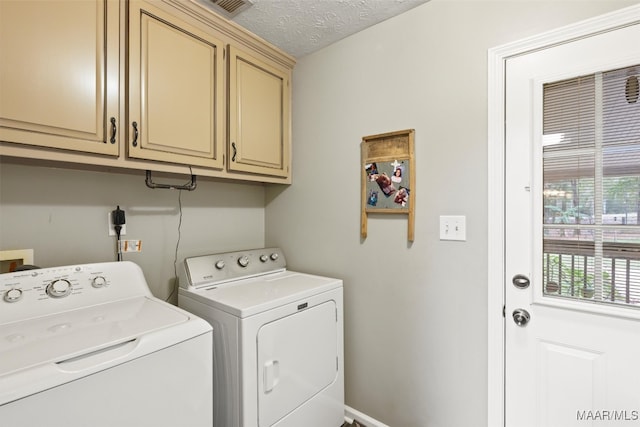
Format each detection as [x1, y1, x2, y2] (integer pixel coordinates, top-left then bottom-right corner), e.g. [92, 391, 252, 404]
[364, 159, 410, 209]
[361, 129, 415, 241]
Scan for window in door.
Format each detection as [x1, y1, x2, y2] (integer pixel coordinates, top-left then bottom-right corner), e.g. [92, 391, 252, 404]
[542, 64, 640, 307]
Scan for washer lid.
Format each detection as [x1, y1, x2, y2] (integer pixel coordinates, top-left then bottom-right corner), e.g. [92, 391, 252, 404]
[0, 296, 189, 378]
[188, 271, 342, 318]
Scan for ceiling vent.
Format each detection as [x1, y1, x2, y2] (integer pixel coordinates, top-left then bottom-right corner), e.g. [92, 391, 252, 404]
[205, 0, 253, 19]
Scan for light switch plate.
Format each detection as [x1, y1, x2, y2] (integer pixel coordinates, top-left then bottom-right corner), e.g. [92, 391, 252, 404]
[439, 215, 466, 241]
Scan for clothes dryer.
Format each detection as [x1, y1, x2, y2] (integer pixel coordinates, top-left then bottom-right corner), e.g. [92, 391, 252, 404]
[178, 247, 344, 427]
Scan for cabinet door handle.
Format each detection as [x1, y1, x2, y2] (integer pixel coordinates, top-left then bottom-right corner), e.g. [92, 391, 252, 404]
[131, 121, 138, 147]
[109, 117, 117, 144]
[232, 142, 237, 161]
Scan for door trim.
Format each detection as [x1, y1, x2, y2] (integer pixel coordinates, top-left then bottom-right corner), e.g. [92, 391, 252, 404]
[487, 5, 640, 426]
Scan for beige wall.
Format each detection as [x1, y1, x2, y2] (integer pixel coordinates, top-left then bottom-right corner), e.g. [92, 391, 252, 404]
[265, 1, 639, 426]
[0, 160, 266, 301]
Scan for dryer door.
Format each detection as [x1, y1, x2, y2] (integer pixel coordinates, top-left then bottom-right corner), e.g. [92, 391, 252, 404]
[257, 300, 338, 426]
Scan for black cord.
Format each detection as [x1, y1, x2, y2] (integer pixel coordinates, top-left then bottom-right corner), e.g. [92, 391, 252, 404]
[115, 225, 123, 261]
[166, 167, 190, 302]
[112, 205, 126, 262]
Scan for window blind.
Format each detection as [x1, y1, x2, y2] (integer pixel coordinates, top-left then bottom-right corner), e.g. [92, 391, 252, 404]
[542, 64, 640, 306]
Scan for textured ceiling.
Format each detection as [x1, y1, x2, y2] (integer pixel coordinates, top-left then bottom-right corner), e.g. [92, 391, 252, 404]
[229, 0, 429, 58]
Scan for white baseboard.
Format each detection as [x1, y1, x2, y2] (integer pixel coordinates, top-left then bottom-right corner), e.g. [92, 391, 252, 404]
[344, 405, 390, 427]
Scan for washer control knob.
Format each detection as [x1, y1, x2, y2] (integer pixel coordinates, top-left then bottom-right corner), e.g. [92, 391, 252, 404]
[4, 288, 23, 303]
[259, 255, 269, 263]
[215, 260, 225, 270]
[270, 253, 279, 261]
[92, 276, 107, 288]
[237, 256, 249, 268]
[46, 279, 72, 298]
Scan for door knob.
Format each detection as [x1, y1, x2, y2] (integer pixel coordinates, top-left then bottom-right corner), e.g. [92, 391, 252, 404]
[512, 309, 530, 326]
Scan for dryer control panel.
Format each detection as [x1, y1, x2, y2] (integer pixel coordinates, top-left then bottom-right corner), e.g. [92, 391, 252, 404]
[182, 247, 286, 289]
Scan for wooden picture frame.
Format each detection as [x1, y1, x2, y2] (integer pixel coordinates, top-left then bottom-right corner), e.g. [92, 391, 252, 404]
[361, 129, 415, 241]
[0, 249, 35, 273]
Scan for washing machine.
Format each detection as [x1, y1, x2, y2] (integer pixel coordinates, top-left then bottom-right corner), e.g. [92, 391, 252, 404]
[178, 247, 344, 427]
[0, 261, 213, 427]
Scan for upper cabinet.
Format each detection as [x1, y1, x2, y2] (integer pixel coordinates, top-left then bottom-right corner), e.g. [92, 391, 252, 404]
[0, 0, 120, 155]
[128, 0, 225, 169]
[228, 46, 291, 178]
[0, 0, 295, 184]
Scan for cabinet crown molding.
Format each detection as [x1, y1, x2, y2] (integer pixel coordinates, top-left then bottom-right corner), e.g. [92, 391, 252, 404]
[163, 0, 296, 69]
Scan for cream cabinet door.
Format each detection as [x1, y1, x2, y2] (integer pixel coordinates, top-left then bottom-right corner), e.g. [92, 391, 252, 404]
[0, 0, 119, 155]
[128, 0, 224, 169]
[228, 46, 291, 178]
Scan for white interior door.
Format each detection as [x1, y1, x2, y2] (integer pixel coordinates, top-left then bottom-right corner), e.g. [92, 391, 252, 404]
[505, 22, 640, 427]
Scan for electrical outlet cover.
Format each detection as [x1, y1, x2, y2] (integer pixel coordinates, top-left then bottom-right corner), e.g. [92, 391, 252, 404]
[108, 213, 126, 236]
[120, 240, 142, 252]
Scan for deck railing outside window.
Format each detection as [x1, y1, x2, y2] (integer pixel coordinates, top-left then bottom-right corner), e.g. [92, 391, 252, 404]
[543, 238, 640, 307]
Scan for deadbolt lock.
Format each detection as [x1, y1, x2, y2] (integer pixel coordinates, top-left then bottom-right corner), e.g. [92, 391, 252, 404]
[512, 274, 530, 289]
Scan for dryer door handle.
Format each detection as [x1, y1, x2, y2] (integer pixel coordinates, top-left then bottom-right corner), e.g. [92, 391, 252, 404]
[263, 359, 280, 393]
